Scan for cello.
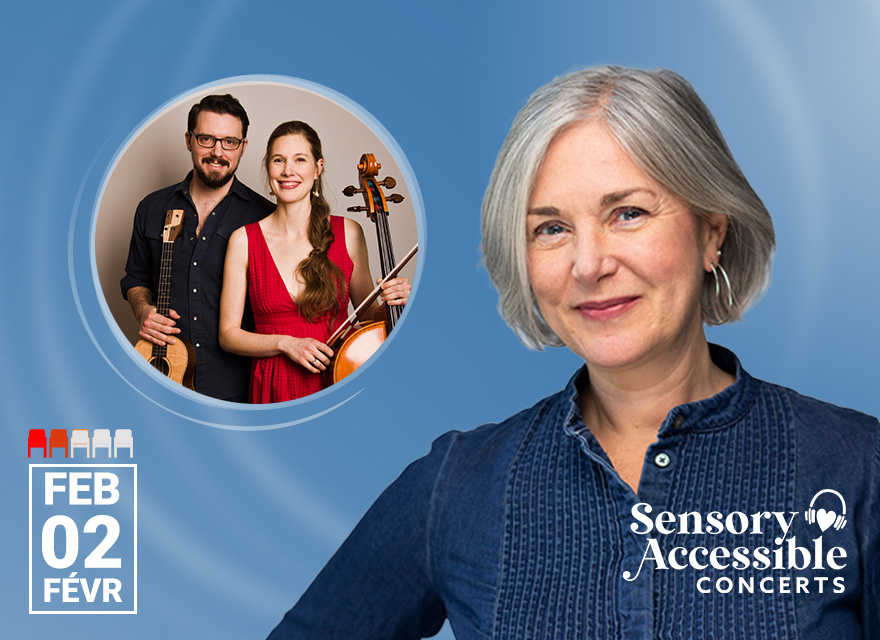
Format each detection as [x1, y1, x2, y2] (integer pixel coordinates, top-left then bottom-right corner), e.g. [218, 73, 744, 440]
[326, 154, 412, 383]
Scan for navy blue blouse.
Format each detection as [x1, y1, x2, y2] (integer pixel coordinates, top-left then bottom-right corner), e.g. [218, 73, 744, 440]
[268, 346, 880, 639]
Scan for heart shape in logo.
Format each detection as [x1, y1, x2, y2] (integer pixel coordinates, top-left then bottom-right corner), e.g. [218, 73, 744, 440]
[816, 508, 837, 531]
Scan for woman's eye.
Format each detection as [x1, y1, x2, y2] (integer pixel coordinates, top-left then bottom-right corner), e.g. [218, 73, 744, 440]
[536, 222, 567, 236]
[616, 207, 647, 223]
[530, 222, 570, 245]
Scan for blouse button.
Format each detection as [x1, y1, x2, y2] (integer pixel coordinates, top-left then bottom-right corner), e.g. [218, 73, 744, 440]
[654, 452, 671, 468]
[672, 415, 685, 429]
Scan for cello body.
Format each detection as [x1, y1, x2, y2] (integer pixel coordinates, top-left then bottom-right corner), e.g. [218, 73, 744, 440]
[328, 321, 387, 383]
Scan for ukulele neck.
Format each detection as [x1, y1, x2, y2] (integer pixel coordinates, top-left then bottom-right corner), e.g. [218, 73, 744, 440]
[156, 239, 174, 319]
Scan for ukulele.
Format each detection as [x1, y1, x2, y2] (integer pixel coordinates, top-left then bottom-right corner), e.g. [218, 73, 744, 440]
[134, 209, 196, 390]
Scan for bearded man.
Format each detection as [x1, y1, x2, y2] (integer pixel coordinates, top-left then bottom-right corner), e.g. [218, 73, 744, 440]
[121, 94, 273, 401]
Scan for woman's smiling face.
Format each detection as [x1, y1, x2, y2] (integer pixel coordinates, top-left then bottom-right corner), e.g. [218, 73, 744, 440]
[526, 120, 726, 372]
[267, 133, 323, 204]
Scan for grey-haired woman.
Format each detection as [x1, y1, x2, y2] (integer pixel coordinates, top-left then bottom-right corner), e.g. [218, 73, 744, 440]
[268, 66, 879, 640]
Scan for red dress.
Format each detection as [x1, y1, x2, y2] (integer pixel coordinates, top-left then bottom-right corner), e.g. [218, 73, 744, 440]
[245, 216, 354, 403]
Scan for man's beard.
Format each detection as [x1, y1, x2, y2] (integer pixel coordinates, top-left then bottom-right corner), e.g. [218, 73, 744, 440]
[194, 157, 236, 189]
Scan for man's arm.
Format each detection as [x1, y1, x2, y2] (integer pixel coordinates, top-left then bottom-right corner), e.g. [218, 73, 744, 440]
[120, 197, 182, 346]
[126, 285, 181, 346]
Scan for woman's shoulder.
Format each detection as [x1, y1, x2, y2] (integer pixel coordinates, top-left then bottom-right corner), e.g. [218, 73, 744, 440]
[755, 377, 879, 438]
[391, 392, 563, 542]
[751, 378, 880, 497]
[338, 215, 362, 236]
[335, 215, 361, 248]
[232, 219, 262, 239]
[749, 380, 880, 557]
[227, 223, 253, 250]
[420, 390, 563, 482]
[715, 346, 878, 439]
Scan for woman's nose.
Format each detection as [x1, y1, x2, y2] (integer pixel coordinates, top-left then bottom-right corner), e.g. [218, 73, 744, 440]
[571, 230, 617, 283]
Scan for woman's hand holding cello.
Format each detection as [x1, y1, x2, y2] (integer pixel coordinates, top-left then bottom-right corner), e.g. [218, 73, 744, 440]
[376, 276, 410, 308]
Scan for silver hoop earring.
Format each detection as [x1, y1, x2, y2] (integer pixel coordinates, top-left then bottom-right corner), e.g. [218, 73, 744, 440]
[710, 250, 734, 314]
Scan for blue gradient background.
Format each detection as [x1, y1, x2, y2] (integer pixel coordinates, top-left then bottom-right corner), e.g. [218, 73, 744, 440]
[3, 1, 878, 638]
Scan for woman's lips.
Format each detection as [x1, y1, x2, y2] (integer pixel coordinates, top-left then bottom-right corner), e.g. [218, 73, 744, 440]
[576, 296, 640, 321]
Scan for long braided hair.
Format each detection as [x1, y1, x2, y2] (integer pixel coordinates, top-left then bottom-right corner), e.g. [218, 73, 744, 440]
[264, 121, 346, 323]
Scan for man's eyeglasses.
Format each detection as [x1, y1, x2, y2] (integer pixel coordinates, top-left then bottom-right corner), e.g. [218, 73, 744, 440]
[189, 132, 244, 151]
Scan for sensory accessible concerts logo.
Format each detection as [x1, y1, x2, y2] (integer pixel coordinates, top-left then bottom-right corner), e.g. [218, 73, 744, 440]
[622, 489, 848, 595]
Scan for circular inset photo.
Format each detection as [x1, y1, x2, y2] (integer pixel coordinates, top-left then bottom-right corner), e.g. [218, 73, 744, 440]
[94, 77, 420, 407]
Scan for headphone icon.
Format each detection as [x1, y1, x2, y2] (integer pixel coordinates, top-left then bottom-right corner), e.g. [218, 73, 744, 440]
[804, 489, 847, 531]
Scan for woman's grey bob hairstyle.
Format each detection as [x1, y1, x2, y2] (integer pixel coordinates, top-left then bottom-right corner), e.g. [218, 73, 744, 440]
[481, 65, 775, 350]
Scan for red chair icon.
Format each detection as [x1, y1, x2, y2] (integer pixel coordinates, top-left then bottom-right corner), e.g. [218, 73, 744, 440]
[28, 429, 47, 458]
[49, 430, 69, 458]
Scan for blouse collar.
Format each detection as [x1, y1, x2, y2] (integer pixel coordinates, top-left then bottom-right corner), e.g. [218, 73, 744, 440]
[561, 344, 759, 437]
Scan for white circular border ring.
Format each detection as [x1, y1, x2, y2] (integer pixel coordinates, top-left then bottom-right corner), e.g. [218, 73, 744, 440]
[72, 75, 425, 430]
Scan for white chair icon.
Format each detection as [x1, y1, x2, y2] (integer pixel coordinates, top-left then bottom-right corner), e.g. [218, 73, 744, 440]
[70, 430, 90, 458]
[93, 429, 113, 458]
[114, 429, 133, 458]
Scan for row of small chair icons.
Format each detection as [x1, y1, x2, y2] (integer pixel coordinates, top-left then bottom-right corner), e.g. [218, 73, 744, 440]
[28, 429, 133, 459]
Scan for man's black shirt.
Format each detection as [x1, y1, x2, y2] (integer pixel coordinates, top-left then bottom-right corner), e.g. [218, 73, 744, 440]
[121, 172, 273, 401]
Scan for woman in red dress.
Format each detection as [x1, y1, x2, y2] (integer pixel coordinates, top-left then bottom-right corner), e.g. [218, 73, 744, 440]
[218, 121, 410, 403]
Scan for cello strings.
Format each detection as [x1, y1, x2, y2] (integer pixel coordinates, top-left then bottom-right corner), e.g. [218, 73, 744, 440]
[327, 243, 418, 346]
